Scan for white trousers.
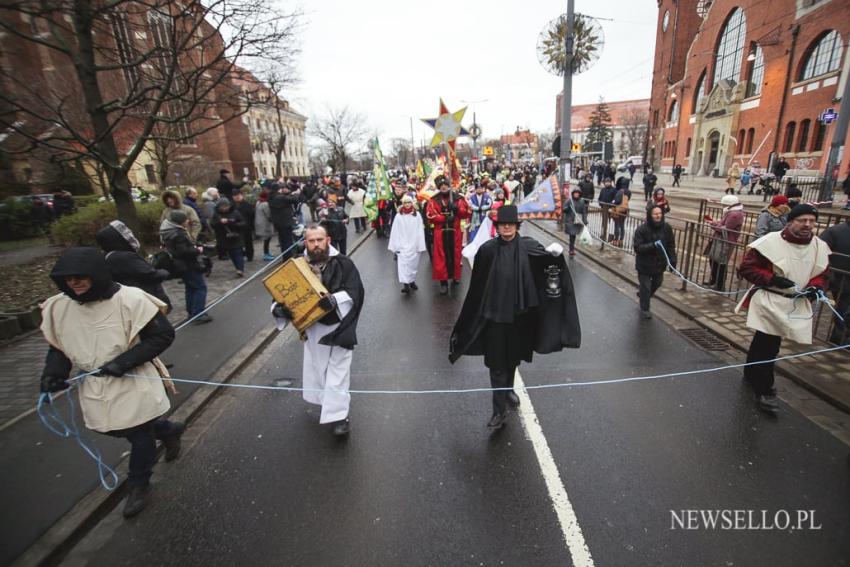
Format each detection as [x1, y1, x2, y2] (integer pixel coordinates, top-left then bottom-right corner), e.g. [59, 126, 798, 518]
[302, 339, 353, 424]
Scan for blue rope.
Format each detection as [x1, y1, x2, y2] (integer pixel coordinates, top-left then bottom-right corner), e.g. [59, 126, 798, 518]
[37, 386, 119, 491]
[653, 240, 744, 296]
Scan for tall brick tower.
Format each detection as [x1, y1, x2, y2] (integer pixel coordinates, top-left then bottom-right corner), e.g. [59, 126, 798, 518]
[647, 0, 705, 169]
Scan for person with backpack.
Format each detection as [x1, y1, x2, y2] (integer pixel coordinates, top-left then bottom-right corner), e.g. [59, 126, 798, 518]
[159, 210, 211, 323]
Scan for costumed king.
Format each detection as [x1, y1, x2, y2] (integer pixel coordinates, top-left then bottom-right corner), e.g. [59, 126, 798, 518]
[388, 194, 427, 294]
[426, 175, 471, 294]
[736, 204, 830, 415]
[271, 224, 365, 435]
[449, 206, 581, 429]
[39, 248, 183, 518]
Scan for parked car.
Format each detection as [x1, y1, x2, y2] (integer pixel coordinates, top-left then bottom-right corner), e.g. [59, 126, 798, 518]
[13, 194, 54, 208]
[617, 156, 643, 172]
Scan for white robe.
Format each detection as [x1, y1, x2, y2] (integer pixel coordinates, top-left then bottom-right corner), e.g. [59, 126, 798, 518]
[272, 246, 355, 423]
[387, 211, 426, 284]
[462, 216, 495, 268]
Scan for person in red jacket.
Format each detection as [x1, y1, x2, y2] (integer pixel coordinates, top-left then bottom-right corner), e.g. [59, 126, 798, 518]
[735, 204, 830, 415]
[426, 176, 471, 294]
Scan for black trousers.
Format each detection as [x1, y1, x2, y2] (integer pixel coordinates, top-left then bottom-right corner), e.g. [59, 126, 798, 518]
[335, 237, 347, 255]
[672, 176, 681, 187]
[353, 217, 367, 232]
[744, 331, 782, 396]
[707, 260, 728, 290]
[263, 237, 272, 255]
[489, 367, 517, 417]
[105, 418, 180, 487]
[638, 272, 664, 311]
[242, 231, 254, 261]
[275, 224, 295, 260]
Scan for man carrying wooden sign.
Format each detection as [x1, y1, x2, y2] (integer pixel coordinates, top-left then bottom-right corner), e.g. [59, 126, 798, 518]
[267, 224, 365, 436]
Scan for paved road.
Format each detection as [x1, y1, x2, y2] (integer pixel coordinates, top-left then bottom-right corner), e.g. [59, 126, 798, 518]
[57, 224, 850, 566]
[0, 218, 366, 566]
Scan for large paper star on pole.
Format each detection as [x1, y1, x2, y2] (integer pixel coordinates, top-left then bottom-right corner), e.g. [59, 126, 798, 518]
[421, 99, 470, 148]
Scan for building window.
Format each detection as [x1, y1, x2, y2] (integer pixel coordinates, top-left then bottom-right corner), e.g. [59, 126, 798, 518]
[144, 164, 156, 184]
[746, 128, 755, 154]
[653, 109, 659, 128]
[110, 13, 139, 92]
[811, 120, 826, 152]
[686, 138, 692, 155]
[783, 122, 796, 153]
[662, 10, 670, 32]
[797, 119, 810, 152]
[800, 30, 843, 81]
[713, 8, 747, 87]
[693, 71, 707, 113]
[668, 100, 680, 122]
[737, 129, 746, 151]
[745, 43, 764, 97]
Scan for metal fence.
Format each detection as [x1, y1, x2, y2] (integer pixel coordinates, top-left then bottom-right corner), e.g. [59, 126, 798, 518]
[583, 201, 849, 346]
[697, 199, 848, 238]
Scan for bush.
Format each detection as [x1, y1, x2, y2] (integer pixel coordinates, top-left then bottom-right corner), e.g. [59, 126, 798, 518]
[0, 199, 40, 241]
[51, 201, 165, 250]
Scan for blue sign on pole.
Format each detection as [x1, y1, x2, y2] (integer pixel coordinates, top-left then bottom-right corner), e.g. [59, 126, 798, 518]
[820, 108, 838, 124]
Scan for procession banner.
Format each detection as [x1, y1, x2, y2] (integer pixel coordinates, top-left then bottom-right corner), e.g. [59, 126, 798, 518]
[516, 175, 562, 220]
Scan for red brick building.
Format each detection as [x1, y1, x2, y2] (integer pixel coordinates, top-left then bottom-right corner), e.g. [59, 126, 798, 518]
[648, 0, 850, 179]
[0, 4, 254, 193]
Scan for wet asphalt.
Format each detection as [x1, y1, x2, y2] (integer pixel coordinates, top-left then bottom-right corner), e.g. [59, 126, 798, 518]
[38, 223, 850, 565]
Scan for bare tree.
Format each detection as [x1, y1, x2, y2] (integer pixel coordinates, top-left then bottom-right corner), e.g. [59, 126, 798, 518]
[390, 138, 412, 169]
[537, 130, 557, 158]
[310, 106, 367, 174]
[621, 109, 648, 157]
[0, 0, 301, 234]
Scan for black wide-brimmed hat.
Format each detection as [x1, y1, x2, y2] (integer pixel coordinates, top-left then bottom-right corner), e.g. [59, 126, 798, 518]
[494, 205, 520, 224]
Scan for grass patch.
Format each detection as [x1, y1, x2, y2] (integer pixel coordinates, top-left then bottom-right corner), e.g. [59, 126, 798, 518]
[0, 256, 58, 312]
[0, 236, 49, 253]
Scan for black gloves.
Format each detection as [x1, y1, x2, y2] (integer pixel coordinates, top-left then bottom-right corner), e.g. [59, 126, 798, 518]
[771, 275, 796, 289]
[40, 375, 68, 394]
[802, 286, 824, 300]
[318, 294, 337, 312]
[272, 302, 293, 320]
[98, 360, 125, 377]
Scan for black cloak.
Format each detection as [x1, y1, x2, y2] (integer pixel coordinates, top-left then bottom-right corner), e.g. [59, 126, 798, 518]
[316, 254, 365, 350]
[449, 236, 581, 364]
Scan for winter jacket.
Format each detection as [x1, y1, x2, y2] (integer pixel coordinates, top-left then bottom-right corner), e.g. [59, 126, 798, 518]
[95, 222, 171, 308]
[819, 220, 850, 288]
[347, 188, 367, 218]
[754, 206, 788, 238]
[563, 197, 588, 236]
[212, 203, 246, 250]
[269, 190, 300, 227]
[159, 219, 204, 274]
[200, 190, 219, 226]
[320, 207, 348, 242]
[254, 201, 275, 239]
[234, 200, 255, 234]
[216, 175, 242, 200]
[642, 173, 658, 190]
[159, 190, 201, 241]
[578, 180, 595, 202]
[183, 196, 204, 227]
[633, 210, 677, 275]
[598, 186, 617, 206]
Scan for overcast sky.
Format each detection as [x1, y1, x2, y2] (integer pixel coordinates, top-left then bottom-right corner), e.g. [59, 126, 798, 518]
[286, 0, 658, 153]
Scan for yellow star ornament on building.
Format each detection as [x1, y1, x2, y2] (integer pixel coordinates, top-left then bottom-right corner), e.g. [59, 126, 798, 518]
[421, 99, 471, 148]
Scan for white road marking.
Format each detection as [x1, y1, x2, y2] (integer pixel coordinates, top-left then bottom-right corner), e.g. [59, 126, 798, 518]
[515, 370, 595, 567]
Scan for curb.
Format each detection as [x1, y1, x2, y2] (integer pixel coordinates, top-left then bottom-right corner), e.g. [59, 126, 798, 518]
[13, 230, 375, 567]
[530, 221, 850, 414]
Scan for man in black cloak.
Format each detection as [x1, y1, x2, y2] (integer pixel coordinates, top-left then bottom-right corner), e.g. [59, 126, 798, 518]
[449, 206, 581, 429]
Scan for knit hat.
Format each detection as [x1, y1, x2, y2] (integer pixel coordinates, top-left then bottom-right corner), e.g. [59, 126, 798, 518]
[769, 195, 789, 208]
[401, 195, 414, 204]
[169, 209, 188, 225]
[786, 203, 818, 222]
[720, 195, 740, 207]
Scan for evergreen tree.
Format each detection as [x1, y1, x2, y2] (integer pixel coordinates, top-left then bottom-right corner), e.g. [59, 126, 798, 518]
[585, 97, 613, 147]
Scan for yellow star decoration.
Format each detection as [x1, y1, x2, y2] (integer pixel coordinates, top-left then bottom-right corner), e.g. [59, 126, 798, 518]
[421, 99, 471, 148]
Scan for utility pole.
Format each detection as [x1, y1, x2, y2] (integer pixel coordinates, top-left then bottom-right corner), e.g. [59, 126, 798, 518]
[410, 116, 416, 168]
[819, 76, 850, 203]
[559, 0, 575, 190]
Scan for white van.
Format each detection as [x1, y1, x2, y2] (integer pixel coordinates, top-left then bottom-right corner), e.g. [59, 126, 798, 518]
[617, 156, 643, 172]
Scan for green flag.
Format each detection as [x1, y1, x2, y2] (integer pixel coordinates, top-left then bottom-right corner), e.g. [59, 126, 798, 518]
[373, 139, 392, 200]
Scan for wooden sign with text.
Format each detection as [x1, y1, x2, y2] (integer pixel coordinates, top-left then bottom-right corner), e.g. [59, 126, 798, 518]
[263, 257, 331, 332]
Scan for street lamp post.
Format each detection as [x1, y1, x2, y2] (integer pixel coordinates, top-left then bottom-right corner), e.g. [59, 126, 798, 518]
[559, 0, 575, 190]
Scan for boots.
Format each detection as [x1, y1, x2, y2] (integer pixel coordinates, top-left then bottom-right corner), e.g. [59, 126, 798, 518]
[401, 283, 411, 294]
[123, 484, 150, 518]
[439, 281, 448, 295]
[162, 421, 185, 462]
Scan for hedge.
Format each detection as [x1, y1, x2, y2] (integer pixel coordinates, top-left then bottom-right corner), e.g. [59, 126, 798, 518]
[51, 201, 165, 249]
[0, 199, 40, 241]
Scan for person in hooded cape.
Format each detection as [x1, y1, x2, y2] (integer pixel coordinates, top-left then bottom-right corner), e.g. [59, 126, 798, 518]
[449, 206, 581, 429]
[95, 220, 172, 310]
[39, 247, 184, 518]
[271, 224, 365, 436]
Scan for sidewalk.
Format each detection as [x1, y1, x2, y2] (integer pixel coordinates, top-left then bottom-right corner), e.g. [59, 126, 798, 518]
[532, 221, 850, 443]
[0, 250, 272, 429]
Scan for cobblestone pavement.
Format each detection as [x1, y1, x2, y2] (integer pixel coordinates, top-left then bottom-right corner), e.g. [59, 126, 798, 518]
[0, 245, 274, 427]
[533, 220, 850, 446]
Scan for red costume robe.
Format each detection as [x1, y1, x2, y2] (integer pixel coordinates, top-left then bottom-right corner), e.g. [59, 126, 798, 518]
[426, 191, 471, 281]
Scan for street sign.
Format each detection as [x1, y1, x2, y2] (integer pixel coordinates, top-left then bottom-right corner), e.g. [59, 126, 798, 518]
[469, 124, 481, 140]
[571, 143, 582, 152]
[820, 108, 838, 124]
[482, 146, 494, 157]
